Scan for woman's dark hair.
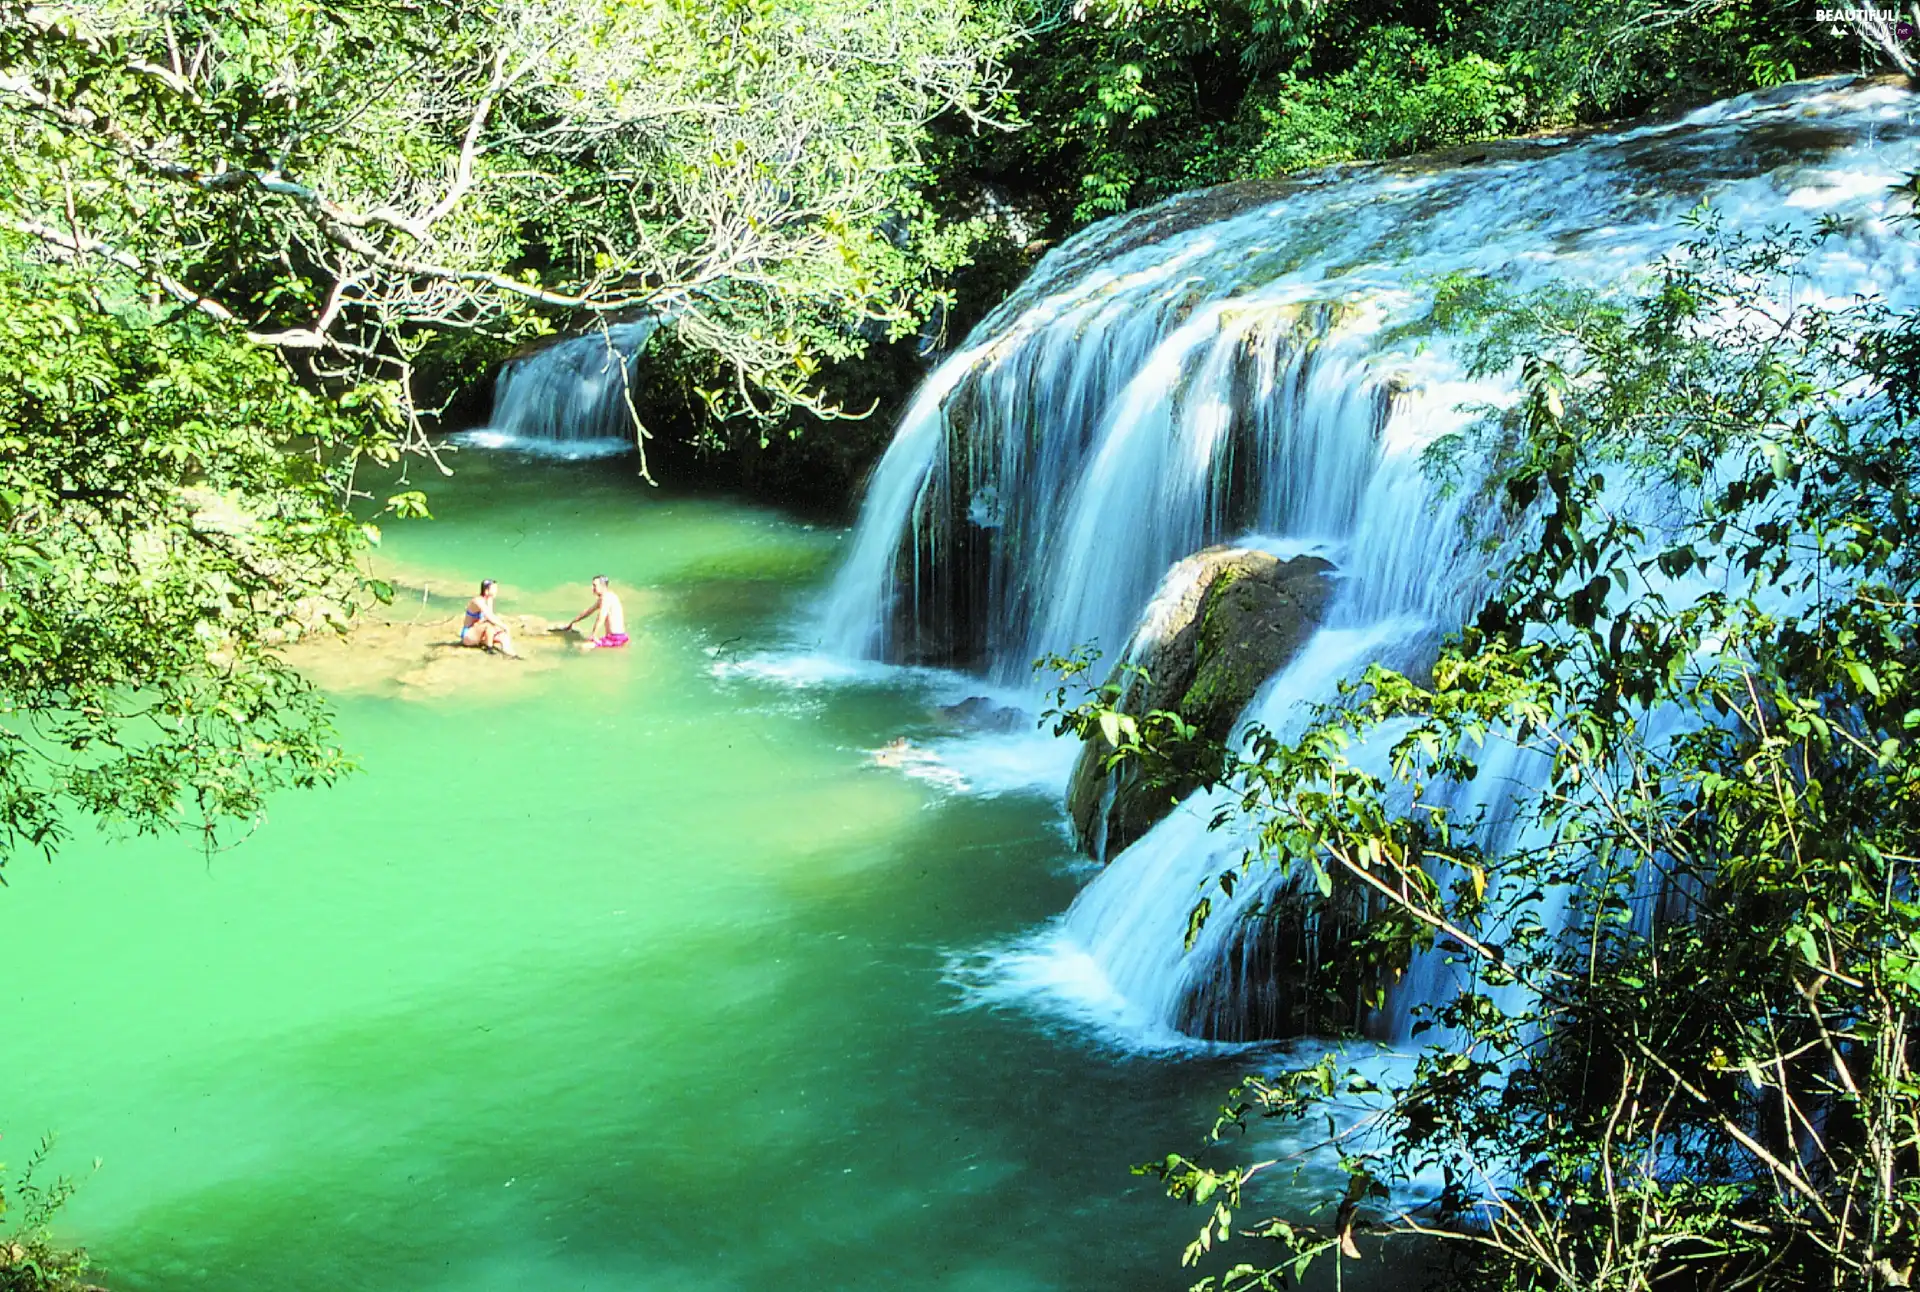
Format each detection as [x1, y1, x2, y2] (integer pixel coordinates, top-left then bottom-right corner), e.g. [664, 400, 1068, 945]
[480, 579, 497, 594]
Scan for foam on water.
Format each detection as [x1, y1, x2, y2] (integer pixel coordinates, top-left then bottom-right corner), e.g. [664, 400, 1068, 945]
[713, 648, 1070, 798]
[907, 730, 1078, 798]
[452, 429, 636, 460]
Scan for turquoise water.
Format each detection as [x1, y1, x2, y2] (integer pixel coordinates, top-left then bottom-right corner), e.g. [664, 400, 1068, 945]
[1, 453, 1311, 1291]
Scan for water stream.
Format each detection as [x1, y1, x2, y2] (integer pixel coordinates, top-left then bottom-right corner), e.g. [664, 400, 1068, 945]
[0, 455, 1333, 1291]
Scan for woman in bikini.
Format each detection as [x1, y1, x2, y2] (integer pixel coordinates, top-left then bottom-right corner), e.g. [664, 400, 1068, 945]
[460, 579, 519, 657]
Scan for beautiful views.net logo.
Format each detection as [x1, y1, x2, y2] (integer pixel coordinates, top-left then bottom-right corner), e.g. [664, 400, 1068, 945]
[1815, 6, 1918, 38]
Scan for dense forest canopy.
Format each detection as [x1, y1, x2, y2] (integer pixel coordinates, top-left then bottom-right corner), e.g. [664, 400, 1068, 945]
[953, 0, 1893, 227]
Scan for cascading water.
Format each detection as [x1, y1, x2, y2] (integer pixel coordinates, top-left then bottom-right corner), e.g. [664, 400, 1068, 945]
[461, 318, 659, 458]
[826, 78, 1920, 1046]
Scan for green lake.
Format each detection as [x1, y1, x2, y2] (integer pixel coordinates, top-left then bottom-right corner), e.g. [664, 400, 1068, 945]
[1, 453, 1316, 1291]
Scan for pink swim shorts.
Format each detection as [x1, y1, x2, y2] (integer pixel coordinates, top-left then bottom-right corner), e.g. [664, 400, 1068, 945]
[592, 633, 630, 649]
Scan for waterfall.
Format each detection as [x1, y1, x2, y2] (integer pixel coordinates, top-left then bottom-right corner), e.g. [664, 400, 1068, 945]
[462, 318, 660, 458]
[828, 77, 1920, 1045]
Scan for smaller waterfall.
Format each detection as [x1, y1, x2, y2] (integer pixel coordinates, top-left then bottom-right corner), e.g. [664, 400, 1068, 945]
[463, 319, 659, 457]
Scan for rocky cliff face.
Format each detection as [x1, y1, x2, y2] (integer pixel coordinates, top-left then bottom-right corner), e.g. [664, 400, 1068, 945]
[1066, 547, 1335, 860]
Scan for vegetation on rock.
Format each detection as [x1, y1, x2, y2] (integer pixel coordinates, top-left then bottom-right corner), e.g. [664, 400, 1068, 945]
[1053, 215, 1920, 1288]
[1061, 547, 1333, 859]
[0, 1137, 92, 1292]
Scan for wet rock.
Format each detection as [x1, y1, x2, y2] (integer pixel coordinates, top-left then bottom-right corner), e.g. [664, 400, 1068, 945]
[1174, 877, 1387, 1042]
[1066, 546, 1334, 859]
[936, 695, 1028, 732]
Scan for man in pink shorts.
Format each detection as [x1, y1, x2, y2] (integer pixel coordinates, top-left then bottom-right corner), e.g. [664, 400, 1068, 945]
[562, 575, 629, 649]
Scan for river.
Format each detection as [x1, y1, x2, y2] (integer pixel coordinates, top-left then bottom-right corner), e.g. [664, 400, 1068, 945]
[0, 450, 1329, 1291]
[21, 73, 1905, 1292]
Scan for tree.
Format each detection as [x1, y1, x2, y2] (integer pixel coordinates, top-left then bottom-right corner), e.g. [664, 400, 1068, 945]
[0, 0, 1026, 864]
[1, 0, 1025, 472]
[1060, 215, 1920, 1287]
[962, 0, 1869, 231]
[0, 248, 367, 867]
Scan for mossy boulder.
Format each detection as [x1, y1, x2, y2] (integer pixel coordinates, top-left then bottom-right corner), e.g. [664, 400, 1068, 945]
[1066, 546, 1334, 859]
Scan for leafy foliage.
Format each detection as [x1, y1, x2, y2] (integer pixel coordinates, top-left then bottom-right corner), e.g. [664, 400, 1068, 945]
[971, 0, 1869, 230]
[1043, 645, 1224, 827]
[1057, 214, 1920, 1287]
[0, 1134, 91, 1292]
[0, 248, 369, 866]
[0, 0, 1025, 457]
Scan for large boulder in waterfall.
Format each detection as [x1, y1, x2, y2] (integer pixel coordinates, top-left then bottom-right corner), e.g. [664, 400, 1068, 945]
[1066, 546, 1334, 859]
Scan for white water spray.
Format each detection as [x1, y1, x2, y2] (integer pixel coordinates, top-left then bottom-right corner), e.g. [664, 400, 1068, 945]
[841, 79, 1920, 1046]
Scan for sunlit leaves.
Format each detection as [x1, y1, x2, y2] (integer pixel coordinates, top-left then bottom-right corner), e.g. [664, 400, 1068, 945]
[1124, 217, 1920, 1290]
[0, 254, 371, 864]
[1, 0, 1023, 436]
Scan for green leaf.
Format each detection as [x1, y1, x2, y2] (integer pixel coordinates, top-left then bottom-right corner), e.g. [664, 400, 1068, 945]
[1784, 923, 1820, 968]
[1844, 659, 1882, 700]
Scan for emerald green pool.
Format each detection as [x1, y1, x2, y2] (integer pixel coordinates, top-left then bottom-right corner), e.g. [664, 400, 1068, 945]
[2, 453, 1292, 1291]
